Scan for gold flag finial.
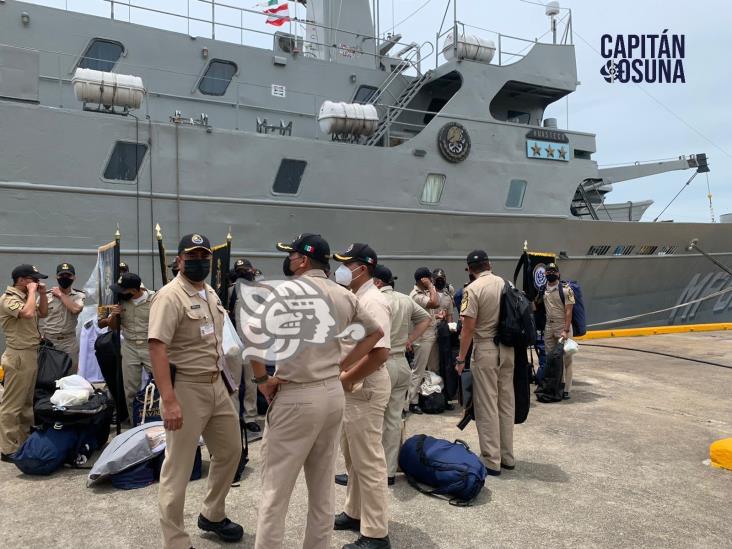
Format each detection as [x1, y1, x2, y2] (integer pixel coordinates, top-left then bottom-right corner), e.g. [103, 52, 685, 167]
[523, 240, 528, 252]
[155, 223, 162, 241]
[227, 226, 232, 242]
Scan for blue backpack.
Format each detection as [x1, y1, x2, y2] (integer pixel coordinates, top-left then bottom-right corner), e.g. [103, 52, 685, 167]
[13, 425, 80, 476]
[398, 435, 487, 506]
[558, 280, 587, 337]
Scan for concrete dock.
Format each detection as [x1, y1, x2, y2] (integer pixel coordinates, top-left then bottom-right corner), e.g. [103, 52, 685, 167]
[2, 331, 731, 548]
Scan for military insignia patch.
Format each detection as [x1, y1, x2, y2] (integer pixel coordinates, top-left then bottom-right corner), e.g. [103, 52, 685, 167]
[32, 265, 39, 273]
[437, 122, 471, 163]
[191, 234, 204, 244]
[9, 301, 21, 311]
[460, 292, 470, 313]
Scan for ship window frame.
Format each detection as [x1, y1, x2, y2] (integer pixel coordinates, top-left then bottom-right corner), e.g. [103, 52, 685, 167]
[637, 245, 659, 255]
[505, 179, 527, 209]
[271, 158, 307, 196]
[419, 174, 446, 205]
[507, 110, 531, 125]
[587, 245, 611, 256]
[197, 59, 238, 96]
[353, 85, 378, 104]
[101, 141, 148, 183]
[77, 38, 125, 72]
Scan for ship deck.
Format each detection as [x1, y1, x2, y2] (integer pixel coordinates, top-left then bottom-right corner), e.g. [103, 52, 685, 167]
[2, 332, 731, 548]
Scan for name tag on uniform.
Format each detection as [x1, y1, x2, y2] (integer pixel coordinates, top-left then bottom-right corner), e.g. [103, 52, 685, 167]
[191, 304, 201, 310]
[200, 322, 214, 338]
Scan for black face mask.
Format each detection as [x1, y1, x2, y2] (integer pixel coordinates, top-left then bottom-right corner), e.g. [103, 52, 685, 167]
[546, 273, 559, 283]
[282, 257, 295, 277]
[118, 292, 134, 301]
[57, 277, 73, 289]
[435, 279, 446, 291]
[184, 259, 211, 282]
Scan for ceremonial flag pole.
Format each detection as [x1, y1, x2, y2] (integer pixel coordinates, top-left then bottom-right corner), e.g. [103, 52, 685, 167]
[210, 228, 233, 307]
[156, 223, 169, 287]
[113, 225, 123, 435]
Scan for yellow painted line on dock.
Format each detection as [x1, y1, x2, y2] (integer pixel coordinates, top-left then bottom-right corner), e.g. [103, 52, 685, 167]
[577, 323, 732, 340]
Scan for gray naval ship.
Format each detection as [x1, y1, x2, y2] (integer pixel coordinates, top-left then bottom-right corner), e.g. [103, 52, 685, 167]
[0, 0, 730, 331]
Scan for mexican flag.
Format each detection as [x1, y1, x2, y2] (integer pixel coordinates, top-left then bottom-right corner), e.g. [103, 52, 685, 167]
[262, 1, 290, 27]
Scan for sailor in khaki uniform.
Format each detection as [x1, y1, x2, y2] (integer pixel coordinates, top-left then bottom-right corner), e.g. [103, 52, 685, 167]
[99, 272, 154, 420]
[333, 243, 393, 549]
[148, 233, 243, 549]
[456, 250, 515, 475]
[406, 267, 449, 413]
[39, 263, 85, 373]
[539, 262, 575, 399]
[0, 264, 48, 460]
[252, 234, 383, 549]
[372, 265, 430, 482]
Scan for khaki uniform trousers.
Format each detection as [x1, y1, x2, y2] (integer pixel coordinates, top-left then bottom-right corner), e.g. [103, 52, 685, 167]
[544, 324, 573, 392]
[0, 347, 38, 454]
[255, 376, 345, 549]
[159, 376, 240, 549]
[45, 334, 79, 374]
[227, 356, 258, 421]
[382, 353, 411, 477]
[406, 332, 438, 407]
[121, 339, 152, 421]
[342, 366, 391, 538]
[472, 340, 515, 471]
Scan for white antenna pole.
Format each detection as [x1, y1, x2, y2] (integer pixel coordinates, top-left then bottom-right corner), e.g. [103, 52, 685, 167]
[706, 173, 716, 223]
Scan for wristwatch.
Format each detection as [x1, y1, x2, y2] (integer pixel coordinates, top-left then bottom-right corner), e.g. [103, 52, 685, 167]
[251, 374, 270, 385]
[456, 358, 466, 365]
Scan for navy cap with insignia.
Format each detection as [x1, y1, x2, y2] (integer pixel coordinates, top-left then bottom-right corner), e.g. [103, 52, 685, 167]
[374, 264, 396, 286]
[56, 263, 76, 275]
[234, 258, 254, 270]
[276, 233, 331, 263]
[110, 272, 142, 293]
[466, 249, 489, 265]
[333, 243, 377, 266]
[178, 233, 212, 255]
[546, 262, 559, 272]
[432, 268, 446, 279]
[11, 264, 48, 280]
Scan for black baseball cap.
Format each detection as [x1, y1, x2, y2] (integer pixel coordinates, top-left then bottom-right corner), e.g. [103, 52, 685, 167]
[414, 267, 432, 281]
[56, 263, 76, 276]
[334, 243, 377, 265]
[466, 250, 489, 265]
[234, 258, 253, 270]
[12, 264, 48, 280]
[178, 233, 212, 255]
[546, 262, 559, 272]
[110, 272, 142, 293]
[276, 233, 331, 263]
[374, 264, 396, 286]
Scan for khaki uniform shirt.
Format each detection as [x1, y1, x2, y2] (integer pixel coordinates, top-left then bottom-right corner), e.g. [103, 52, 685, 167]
[0, 286, 41, 350]
[410, 285, 452, 340]
[380, 286, 430, 354]
[148, 275, 226, 375]
[120, 289, 155, 346]
[273, 270, 381, 383]
[459, 271, 503, 341]
[40, 288, 85, 337]
[355, 278, 391, 351]
[543, 283, 575, 326]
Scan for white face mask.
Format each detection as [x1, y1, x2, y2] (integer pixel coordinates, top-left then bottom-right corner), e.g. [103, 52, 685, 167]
[335, 264, 353, 286]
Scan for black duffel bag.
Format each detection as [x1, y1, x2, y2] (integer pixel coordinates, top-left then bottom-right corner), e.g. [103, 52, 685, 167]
[35, 340, 72, 402]
[34, 389, 114, 450]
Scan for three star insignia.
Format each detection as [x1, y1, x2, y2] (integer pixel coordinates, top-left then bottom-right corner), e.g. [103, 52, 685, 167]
[558, 147, 567, 160]
[545, 144, 555, 158]
[530, 143, 542, 157]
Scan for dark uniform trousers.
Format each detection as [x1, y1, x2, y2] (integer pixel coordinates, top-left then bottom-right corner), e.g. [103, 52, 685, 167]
[472, 340, 515, 471]
[255, 376, 345, 549]
[0, 347, 38, 454]
[159, 375, 240, 549]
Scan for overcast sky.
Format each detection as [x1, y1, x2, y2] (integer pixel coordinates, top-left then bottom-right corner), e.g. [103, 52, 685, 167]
[31, 0, 732, 222]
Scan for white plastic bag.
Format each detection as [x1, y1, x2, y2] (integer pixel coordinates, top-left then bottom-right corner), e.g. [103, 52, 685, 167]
[420, 371, 444, 396]
[50, 388, 91, 407]
[563, 338, 579, 357]
[223, 315, 244, 362]
[56, 374, 94, 395]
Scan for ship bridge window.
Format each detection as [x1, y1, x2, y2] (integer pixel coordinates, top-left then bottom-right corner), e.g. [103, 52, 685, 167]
[272, 159, 307, 195]
[198, 60, 237, 96]
[507, 110, 531, 124]
[420, 174, 446, 204]
[505, 179, 527, 208]
[103, 141, 148, 182]
[78, 39, 124, 72]
[353, 85, 378, 104]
